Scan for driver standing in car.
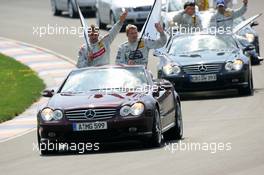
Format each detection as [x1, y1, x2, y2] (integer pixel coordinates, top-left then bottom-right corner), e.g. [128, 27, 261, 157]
[171, 1, 203, 32]
[210, 0, 248, 31]
[77, 11, 128, 68]
[115, 23, 167, 67]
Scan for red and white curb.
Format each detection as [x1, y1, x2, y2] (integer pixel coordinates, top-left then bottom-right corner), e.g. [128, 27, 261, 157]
[0, 37, 76, 143]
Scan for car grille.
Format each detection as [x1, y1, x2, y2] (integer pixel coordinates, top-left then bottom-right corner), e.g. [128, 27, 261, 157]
[65, 108, 117, 121]
[182, 64, 222, 74]
[133, 6, 151, 12]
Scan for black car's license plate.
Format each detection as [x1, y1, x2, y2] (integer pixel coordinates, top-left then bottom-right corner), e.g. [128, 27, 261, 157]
[73, 122, 107, 131]
[190, 74, 217, 83]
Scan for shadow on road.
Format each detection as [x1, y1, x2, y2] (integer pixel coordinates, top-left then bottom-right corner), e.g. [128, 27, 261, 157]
[40, 138, 185, 157]
[54, 11, 96, 19]
[179, 89, 253, 101]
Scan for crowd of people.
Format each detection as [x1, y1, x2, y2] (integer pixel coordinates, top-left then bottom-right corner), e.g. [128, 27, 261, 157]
[77, 0, 249, 68]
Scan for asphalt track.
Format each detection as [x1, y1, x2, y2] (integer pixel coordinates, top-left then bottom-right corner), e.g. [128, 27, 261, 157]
[0, 0, 264, 174]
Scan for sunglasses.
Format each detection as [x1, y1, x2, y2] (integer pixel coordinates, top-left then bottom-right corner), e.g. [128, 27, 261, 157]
[88, 33, 99, 36]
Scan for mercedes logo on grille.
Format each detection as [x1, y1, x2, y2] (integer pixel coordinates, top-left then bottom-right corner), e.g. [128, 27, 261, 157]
[198, 65, 207, 72]
[85, 109, 96, 119]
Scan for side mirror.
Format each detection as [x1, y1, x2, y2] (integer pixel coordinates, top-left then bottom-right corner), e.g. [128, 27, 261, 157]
[42, 89, 54, 97]
[243, 44, 255, 52]
[160, 81, 173, 90]
[250, 21, 259, 27]
[154, 79, 173, 91]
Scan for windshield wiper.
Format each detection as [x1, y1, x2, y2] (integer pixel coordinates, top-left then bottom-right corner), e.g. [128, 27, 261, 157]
[179, 54, 201, 57]
[60, 91, 84, 95]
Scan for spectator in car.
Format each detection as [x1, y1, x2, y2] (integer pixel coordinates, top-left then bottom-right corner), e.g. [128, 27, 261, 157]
[210, 0, 248, 31]
[115, 23, 167, 67]
[171, 1, 203, 32]
[77, 11, 127, 68]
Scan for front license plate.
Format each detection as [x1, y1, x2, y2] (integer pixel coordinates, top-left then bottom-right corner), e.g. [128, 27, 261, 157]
[73, 122, 107, 131]
[190, 74, 217, 83]
[138, 13, 148, 18]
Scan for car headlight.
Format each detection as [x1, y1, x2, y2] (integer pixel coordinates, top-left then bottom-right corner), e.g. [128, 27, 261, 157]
[41, 108, 54, 121]
[120, 103, 145, 117]
[40, 108, 63, 121]
[225, 59, 244, 72]
[120, 106, 131, 117]
[233, 59, 244, 71]
[131, 103, 144, 116]
[225, 61, 233, 71]
[53, 110, 63, 120]
[245, 33, 255, 43]
[163, 64, 181, 75]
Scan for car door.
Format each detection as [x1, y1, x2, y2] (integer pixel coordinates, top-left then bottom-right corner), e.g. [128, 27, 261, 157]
[233, 14, 262, 34]
[156, 80, 176, 129]
[59, 0, 68, 11]
[100, 0, 111, 23]
[53, 0, 63, 10]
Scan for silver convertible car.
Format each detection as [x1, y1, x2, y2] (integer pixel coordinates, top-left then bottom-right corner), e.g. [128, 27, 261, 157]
[50, 0, 96, 18]
[96, 0, 154, 28]
[156, 33, 254, 96]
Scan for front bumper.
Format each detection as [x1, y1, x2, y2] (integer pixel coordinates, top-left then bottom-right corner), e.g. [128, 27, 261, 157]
[38, 115, 153, 142]
[161, 70, 249, 92]
[116, 11, 149, 25]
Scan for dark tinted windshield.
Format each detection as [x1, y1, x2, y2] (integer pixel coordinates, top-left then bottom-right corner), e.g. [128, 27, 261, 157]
[169, 35, 237, 54]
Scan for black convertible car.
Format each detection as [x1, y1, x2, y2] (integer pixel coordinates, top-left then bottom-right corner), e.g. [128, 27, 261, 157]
[38, 65, 183, 154]
[156, 33, 254, 96]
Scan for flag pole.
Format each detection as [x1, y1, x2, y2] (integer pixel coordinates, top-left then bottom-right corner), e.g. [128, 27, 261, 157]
[132, 0, 158, 60]
[74, 0, 91, 53]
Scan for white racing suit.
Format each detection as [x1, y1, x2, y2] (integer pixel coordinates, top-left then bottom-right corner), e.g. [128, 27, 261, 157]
[210, 4, 247, 30]
[77, 21, 123, 68]
[173, 10, 203, 31]
[115, 32, 167, 66]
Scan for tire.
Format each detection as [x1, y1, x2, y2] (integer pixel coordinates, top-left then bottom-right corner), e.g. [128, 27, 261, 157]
[68, 1, 78, 18]
[255, 38, 260, 56]
[110, 12, 116, 26]
[251, 56, 261, 65]
[166, 101, 183, 140]
[51, 0, 61, 16]
[238, 72, 254, 96]
[96, 9, 106, 29]
[147, 109, 164, 147]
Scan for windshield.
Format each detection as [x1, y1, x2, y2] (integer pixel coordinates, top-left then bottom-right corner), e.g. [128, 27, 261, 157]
[60, 67, 148, 93]
[169, 35, 237, 54]
[168, 0, 183, 12]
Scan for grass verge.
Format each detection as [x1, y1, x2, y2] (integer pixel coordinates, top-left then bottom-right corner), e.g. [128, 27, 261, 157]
[0, 53, 45, 123]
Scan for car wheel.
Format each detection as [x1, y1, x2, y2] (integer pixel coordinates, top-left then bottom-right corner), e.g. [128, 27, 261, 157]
[68, 0, 78, 18]
[96, 9, 106, 29]
[148, 109, 164, 147]
[110, 12, 116, 26]
[255, 37, 260, 56]
[166, 101, 183, 140]
[51, 0, 61, 16]
[238, 72, 254, 96]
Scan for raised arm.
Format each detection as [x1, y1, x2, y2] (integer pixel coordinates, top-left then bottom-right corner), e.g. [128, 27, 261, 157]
[104, 11, 128, 44]
[145, 23, 167, 49]
[233, 0, 248, 19]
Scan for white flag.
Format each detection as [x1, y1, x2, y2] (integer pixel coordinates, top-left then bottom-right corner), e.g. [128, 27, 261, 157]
[75, 0, 91, 52]
[140, 0, 162, 40]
